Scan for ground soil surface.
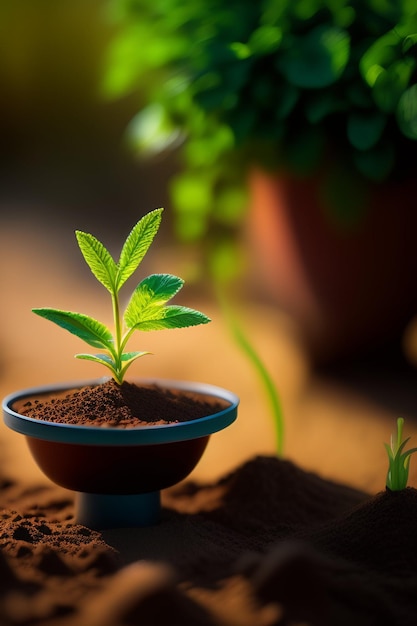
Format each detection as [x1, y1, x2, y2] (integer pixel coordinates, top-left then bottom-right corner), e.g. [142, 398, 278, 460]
[2, 455, 417, 625]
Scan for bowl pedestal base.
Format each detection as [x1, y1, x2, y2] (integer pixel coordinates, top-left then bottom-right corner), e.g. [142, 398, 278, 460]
[75, 491, 161, 529]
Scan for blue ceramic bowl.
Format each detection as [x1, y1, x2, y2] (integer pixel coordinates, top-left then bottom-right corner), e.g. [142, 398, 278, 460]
[3, 378, 239, 528]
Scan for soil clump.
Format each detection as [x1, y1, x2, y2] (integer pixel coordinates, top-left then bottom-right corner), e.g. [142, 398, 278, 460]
[14, 379, 228, 427]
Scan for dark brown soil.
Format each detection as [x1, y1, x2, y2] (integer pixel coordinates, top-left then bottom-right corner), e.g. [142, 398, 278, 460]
[13, 379, 228, 427]
[2, 456, 417, 625]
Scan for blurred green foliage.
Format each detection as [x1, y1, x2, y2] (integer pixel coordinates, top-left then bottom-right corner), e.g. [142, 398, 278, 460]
[103, 0, 417, 254]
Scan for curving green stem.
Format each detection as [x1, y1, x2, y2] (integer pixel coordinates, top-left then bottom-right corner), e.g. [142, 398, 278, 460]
[217, 288, 284, 456]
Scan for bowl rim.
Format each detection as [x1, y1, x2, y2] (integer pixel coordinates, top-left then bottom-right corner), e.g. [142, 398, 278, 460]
[2, 378, 239, 446]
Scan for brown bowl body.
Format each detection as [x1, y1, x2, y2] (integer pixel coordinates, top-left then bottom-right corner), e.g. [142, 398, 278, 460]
[27, 435, 209, 494]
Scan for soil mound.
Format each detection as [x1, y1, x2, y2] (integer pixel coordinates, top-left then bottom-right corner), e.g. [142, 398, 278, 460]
[1, 456, 417, 625]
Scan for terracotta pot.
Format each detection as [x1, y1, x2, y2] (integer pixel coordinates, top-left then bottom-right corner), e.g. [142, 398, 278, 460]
[248, 169, 417, 365]
[2, 378, 239, 528]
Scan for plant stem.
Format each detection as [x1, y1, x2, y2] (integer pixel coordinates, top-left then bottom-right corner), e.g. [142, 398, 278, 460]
[234, 318, 284, 456]
[218, 290, 284, 456]
[111, 291, 123, 383]
[120, 327, 135, 353]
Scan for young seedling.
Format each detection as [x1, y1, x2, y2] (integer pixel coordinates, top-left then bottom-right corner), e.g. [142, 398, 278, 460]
[384, 417, 417, 491]
[33, 208, 210, 384]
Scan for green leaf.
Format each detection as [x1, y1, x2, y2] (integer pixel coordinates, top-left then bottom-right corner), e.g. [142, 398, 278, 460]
[32, 308, 113, 350]
[229, 42, 251, 60]
[384, 442, 393, 461]
[76, 353, 116, 367]
[279, 25, 350, 88]
[119, 351, 152, 380]
[121, 351, 151, 361]
[127, 104, 183, 157]
[372, 60, 415, 113]
[75, 231, 117, 293]
[347, 112, 387, 151]
[131, 305, 211, 331]
[116, 208, 163, 290]
[170, 173, 213, 237]
[385, 418, 417, 490]
[360, 31, 399, 87]
[247, 25, 282, 55]
[403, 34, 417, 55]
[124, 273, 184, 328]
[139, 274, 184, 303]
[75, 353, 117, 378]
[397, 84, 417, 139]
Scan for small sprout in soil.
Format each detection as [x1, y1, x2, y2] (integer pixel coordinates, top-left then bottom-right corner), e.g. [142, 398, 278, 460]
[33, 208, 210, 384]
[384, 418, 417, 491]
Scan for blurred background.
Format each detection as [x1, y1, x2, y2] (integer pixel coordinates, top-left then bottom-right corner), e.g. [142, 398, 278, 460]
[1, 0, 417, 494]
[0, 0, 178, 234]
